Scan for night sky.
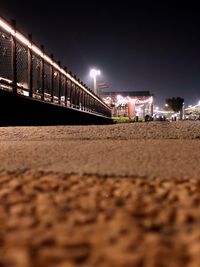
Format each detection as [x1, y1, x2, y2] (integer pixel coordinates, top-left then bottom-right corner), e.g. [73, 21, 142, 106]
[1, 1, 200, 107]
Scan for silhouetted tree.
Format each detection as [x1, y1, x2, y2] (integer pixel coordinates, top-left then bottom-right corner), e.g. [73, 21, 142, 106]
[165, 97, 184, 112]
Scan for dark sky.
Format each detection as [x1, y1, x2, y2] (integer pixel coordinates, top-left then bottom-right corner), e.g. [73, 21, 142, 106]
[1, 0, 200, 106]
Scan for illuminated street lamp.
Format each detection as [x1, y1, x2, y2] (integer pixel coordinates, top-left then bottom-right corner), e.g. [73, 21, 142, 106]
[90, 69, 100, 95]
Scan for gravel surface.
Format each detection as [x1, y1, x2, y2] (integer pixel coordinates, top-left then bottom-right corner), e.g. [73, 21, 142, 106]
[0, 173, 200, 267]
[0, 121, 200, 267]
[0, 121, 200, 141]
[0, 121, 200, 178]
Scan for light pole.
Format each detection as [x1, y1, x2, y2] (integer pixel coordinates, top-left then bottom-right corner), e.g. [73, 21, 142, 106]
[90, 69, 100, 95]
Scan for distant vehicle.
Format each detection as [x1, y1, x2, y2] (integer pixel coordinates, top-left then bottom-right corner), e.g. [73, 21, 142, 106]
[153, 114, 167, 121]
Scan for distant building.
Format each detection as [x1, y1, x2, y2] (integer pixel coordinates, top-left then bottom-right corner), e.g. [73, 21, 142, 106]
[101, 91, 154, 118]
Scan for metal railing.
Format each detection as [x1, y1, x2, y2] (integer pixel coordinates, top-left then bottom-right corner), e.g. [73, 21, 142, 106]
[0, 17, 111, 118]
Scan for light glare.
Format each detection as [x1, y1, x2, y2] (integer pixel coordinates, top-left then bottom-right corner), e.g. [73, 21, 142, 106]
[31, 45, 43, 57]
[0, 18, 15, 35]
[15, 32, 30, 46]
[90, 69, 101, 78]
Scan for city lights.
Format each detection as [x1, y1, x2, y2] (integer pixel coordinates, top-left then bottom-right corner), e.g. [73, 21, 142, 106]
[102, 95, 153, 107]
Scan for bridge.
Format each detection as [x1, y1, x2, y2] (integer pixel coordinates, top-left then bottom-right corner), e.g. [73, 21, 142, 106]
[0, 17, 112, 125]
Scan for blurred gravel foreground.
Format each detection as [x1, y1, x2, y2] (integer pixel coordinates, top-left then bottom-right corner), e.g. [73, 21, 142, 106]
[0, 121, 200, 267]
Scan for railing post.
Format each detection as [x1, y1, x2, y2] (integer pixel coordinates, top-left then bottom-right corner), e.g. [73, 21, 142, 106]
[40, 45, 44, 100]
[87, 92, 90, 112]
[72, 83, 75, 108]
[51, 54, 54, 102]
[64, 66, 68, 107]
[69, 80, 71, 107]
[83, 84, 86, 111]
[85, 87, 88, 111]
[69, 71, 72, 107]
[80, 81, 84, 110]
[87, 87, 90, 112]
[28, 34, 33, 98]
[11, 19, 17, 94]
[77, 79, 80, 109]
[58, 61, 61, 105]
[74, 75, 77, 108]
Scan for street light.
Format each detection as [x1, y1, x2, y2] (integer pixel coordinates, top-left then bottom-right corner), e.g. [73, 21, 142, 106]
[90, 69, 100, 95]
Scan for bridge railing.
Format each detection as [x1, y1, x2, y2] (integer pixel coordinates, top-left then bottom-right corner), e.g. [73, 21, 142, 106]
[0, 17, 111, 118]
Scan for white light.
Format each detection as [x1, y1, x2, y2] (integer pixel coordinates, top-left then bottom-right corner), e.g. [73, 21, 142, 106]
[43, 55, 52, 64]
[90, 69, 100, 78]
[0, 18, 15, 35]
[31, 45, 43, 57]
[136, 97, 153, 105]
[15, 32, 30, 46]
[21, 90, 29, 96]
[0, 77, 12, 84]
[53, 62, 61, 71]
[116, 95, 128, 106]
[90, 69, 101, 95]
[17, 82, 28, 89]
[155, 106, 159, 110]
[104, 94, 153, 107]
[60, 69, 66, 75]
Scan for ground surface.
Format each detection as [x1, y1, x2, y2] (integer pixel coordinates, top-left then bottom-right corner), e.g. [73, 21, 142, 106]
[0, 121, 200, 267]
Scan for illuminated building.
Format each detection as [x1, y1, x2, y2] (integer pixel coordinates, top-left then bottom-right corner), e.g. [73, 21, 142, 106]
[101, 91, 154, 118]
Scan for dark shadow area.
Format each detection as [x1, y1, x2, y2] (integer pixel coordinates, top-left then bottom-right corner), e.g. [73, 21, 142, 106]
[0, 90, 113, 126]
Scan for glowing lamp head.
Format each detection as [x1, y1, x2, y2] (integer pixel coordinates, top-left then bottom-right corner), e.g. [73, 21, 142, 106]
[90, 69, 101, 78]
